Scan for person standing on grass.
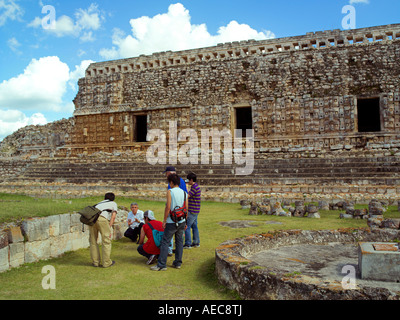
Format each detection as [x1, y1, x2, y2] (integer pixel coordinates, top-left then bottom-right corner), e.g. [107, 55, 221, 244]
[184, 172, 201, 249]
[163, 165, 187, 256]
[151, 173, 188, 271]
[89, 192, 118, 268]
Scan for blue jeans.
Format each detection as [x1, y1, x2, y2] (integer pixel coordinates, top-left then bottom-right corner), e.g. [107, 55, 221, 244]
[184, 213, 200, 246]
[157, 222, 185, 268]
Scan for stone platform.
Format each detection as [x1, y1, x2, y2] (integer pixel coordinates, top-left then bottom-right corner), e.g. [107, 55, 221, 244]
[215, 228, 400, 300]
[358, 242, 400, 282]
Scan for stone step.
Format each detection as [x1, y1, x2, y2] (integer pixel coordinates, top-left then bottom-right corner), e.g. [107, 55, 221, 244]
[12, 156, 400, 188]
[22, 165, 400, 174]
[24, 159, 400, 169]
[21, 172, 398, 180]
[14, 176, 400, 186]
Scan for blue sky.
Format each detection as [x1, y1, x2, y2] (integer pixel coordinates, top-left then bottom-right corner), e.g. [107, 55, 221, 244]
[0, 0, 399, 141]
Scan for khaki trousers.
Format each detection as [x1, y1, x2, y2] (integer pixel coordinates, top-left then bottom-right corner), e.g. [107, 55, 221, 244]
[89, 216, 113, 267]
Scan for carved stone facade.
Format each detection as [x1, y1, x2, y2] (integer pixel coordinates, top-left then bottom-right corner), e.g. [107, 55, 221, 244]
[64, 24, 400, 156]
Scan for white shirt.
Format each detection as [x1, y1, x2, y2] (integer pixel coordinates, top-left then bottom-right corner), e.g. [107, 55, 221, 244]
[95, 200, 118, 221]
[127, 210, 144, 229]
[166, 187, 187, 224]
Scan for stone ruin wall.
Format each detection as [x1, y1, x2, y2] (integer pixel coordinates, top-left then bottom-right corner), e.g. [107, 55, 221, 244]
[67, 24, 400, 157]
[0, 208, 128, 273]
[0, 118, 73, 159]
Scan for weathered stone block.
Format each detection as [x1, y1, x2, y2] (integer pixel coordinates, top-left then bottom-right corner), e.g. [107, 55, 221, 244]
[48, 215, 60, 237]
[380, 219, 400, 230]
[367, 217, 383, 228]
[9, 242, 25, 268]
[248, 205, 259, 216]
[112, 222, 125, 240]
[21, 218, 50, 241]
[240, 199, 250, 209]
[50, 233, 71, 257]
[358, 242, 400, 282]
[307, 205, 318, 214]
[318, 200, 329, 211]
[7, 226, 24, 243]
[0, 231, 9, 249]
[294, 206, 306, 217]
[24, 239, 51, 263]
[70, 213, 84, 232]
[258, 205, 271, 215]
[59, 213, 71, 235]
[0, 246, 9, 272]
[340, 213, 354, 219]
[70, 232, 89, 251]
[308, 212, 321, 219]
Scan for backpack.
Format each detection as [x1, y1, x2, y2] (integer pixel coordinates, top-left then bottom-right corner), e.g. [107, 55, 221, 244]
[169, 190, 187, 226]
[78, 200, 111, 229]
[147, 222, 164, 248]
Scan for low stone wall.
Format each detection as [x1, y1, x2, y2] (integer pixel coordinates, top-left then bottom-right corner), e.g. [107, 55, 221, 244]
[215, 228, 400, 300]
[0, 210, 128, 272]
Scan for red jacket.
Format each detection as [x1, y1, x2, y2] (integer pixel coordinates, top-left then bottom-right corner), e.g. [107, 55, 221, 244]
[142, 220, 164, 255]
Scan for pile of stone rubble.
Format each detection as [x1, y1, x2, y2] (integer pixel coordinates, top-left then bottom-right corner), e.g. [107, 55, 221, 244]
[241, 199, 321, 219]
[240, 198, 400, 224]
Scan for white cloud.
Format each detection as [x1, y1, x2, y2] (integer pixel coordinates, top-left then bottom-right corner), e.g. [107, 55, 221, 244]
[75, 3, 102, 30]
[28, 3, 105, 42]
[0, 56, 70, 112]
[0, 0, 23, 26]
[79, 31, 95, 43]
[0, 55, 93, 140]
[7, 37, 21, 53]
[27, 16, 41, 28]
[50, 15, 77, 37]
[0, 109, 48, 141]
[99, 3, 275, 60]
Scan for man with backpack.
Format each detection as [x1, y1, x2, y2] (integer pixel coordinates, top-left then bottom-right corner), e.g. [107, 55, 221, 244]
[89, 192, 118, 268]
[137, 210, 164, 265]
[151, 173, 188, 271]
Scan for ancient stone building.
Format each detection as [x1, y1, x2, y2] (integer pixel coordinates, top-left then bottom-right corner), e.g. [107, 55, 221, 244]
[1, 24, 400, 200]
[64, 23, 400, 157]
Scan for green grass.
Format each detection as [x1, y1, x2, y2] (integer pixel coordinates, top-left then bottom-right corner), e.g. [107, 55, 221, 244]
[0, 193, 398, 300]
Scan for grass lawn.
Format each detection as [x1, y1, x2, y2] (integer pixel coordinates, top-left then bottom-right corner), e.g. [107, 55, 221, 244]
[0, 193, 398, 300]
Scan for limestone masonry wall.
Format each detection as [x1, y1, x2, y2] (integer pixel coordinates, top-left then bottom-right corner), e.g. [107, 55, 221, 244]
[68, 24, 400, 156]
[0, 118, 73, 158]
[0, 209, 128, 272]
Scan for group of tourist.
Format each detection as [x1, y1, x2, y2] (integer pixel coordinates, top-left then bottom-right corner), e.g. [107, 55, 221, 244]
[87, 166, 202, 271]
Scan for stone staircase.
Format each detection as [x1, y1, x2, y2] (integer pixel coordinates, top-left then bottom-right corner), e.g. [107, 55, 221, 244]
[15, 156, 400, 186]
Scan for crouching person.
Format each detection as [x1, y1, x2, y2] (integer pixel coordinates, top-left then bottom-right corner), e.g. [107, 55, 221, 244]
[124, 202, 144, 243]
[137, 210, 164, 265]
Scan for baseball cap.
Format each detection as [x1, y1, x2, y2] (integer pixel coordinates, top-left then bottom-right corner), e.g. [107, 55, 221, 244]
[144, 210, 156, 220]
[163, 166, 176, 173]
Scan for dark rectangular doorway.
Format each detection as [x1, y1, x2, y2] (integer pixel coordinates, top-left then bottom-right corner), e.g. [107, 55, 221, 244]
[235, 107, 253, 138]
[136, 115, 148, 142]
[357, 98, 381, 132]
